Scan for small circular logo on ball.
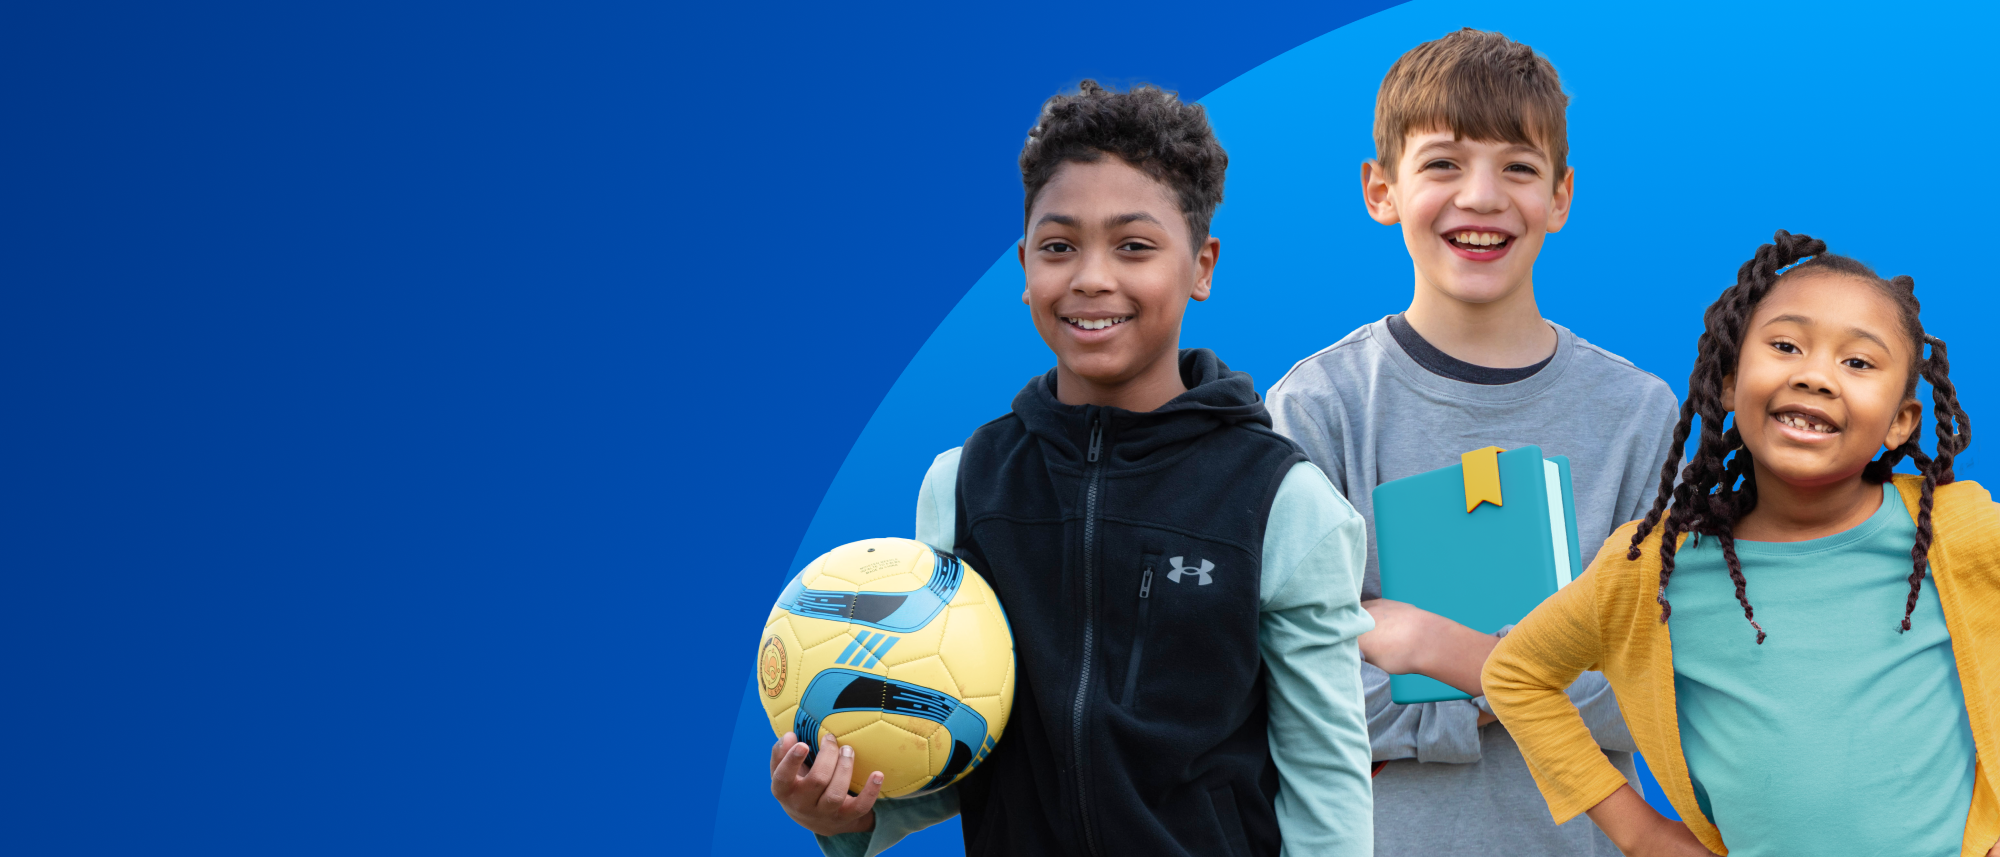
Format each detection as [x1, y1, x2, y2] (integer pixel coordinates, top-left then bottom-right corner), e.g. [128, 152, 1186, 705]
[759, 635, 787, 698]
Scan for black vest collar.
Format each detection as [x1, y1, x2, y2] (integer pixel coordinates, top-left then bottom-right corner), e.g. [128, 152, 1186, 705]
[1011, 349, 1271, 469]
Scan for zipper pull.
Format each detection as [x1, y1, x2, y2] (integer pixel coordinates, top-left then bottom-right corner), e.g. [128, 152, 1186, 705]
[1087, 419, 1102, 463]
[1139, 567, 1152, 598]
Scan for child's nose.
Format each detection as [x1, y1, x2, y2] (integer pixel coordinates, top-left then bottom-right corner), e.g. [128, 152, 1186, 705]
[1790, 366, 1838, 396]
[1456, 165, 1508, 213]
[1072, 250, 1116, 295]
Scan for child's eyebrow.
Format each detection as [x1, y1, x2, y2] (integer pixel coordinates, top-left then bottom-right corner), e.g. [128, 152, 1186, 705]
[1411, 138, 1546, 160]
[1763, 312, 1813, 330]
[1031, 212, 1164, 230]
[1104, 212, 1163, 228]
[1763, 313, 1893, 352]
[1411, 139, 1462, 158]
[1845, 327, 1893, 352]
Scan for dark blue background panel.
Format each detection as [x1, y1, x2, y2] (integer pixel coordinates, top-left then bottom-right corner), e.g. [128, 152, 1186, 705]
[3, 2, 1400, 854]
[8, 1, 1992, 855]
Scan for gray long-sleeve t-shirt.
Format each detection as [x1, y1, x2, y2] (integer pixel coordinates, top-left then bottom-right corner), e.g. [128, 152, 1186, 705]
[1266, 316, 1680, 856]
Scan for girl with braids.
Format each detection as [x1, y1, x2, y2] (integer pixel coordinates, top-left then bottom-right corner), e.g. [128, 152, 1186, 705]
[1483, 230, 2000, 857]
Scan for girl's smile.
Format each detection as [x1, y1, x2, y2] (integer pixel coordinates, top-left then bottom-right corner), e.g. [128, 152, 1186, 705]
[1769, 405, 1841, 443]
[1725, 272, 1924, 537]
[1623, 233, 1971, 646]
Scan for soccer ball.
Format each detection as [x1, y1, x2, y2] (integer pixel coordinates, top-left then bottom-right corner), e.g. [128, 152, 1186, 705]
[758, 537, 1014, 798]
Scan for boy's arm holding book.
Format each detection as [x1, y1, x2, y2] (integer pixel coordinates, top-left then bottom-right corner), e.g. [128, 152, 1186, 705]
[1358, 599, 1498, 700]
[1272, 373, 1652, 758]
[1271, 386, 1640, 761]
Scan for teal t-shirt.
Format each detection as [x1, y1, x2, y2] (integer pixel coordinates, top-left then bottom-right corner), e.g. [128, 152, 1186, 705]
[1667, 483, 1976, 856]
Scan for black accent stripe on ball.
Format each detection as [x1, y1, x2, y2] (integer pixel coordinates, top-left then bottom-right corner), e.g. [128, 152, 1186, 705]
[774, 551, 966, 634]
[791, 668, 993, 797]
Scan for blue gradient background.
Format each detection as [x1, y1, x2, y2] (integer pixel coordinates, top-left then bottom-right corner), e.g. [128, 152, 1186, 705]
[4, 1, 1990, 855]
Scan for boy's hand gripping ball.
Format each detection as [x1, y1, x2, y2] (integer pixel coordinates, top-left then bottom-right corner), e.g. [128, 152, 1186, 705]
[758, 538, 1014, 798]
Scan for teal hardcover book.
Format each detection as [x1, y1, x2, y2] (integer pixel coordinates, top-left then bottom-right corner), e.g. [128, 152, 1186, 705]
[1372, 445, 1583, 704]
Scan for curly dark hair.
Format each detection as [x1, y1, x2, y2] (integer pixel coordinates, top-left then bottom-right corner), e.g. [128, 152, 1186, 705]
[1629, 230, 1972, 644]
[1019, 80, 1226, 252]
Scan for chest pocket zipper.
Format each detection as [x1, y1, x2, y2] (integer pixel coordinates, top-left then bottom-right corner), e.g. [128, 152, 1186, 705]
[1120, 562, 1154, 707]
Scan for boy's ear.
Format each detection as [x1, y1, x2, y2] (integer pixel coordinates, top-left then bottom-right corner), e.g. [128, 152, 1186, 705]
[1360, 159, 1400, 226]
[1884, 395, 1924, 451]
[1018, 240, 1029, 305]
[1544, 166, 1576, 234]
[1190, 236, 1219, 302]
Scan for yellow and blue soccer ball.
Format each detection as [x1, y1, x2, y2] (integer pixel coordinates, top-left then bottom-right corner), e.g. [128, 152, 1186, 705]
[757, 537, 1014, 798]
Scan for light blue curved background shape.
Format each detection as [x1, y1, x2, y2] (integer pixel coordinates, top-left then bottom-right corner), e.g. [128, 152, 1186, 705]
[714, 1, 1994, 851]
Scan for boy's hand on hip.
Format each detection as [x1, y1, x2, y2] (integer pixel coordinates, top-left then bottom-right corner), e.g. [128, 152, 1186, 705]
[1358, 599, 1499, 698]
[769, 731, 882, 837]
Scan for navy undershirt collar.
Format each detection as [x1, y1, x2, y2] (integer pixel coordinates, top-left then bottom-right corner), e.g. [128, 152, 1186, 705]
[1386, 313, 1553, 385]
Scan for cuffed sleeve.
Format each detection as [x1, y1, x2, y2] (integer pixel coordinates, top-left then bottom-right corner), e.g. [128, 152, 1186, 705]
[1481, 561, 1631, 824]
[1362, 664, 1486, 763]
[815, 788, 960, 857]
[1259, 462, 1374, 857]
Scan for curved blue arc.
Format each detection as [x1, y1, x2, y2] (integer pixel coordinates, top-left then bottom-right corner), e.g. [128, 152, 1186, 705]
[716, 0, 1991, 844]
[792, 669, 993, 795]
[776, 552, 965, 634]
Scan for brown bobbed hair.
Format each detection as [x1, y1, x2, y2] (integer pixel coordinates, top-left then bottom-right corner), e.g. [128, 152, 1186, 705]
[1374, 28, 1569, 182]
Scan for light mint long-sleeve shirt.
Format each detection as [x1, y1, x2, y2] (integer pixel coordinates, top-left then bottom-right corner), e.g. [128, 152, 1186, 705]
[1668, 484, 1974, 856]
[818, 447, 1376, 857]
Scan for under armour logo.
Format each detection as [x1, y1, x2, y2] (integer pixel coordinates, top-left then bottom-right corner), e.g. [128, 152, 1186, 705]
[1167, 556, 1213, 585]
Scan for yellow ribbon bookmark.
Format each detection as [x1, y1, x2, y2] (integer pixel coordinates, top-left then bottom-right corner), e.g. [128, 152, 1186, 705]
[1461, 446, 1506, 512]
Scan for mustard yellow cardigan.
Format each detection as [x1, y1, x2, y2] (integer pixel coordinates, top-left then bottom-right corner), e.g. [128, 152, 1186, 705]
[1483, 475, 2000, 856]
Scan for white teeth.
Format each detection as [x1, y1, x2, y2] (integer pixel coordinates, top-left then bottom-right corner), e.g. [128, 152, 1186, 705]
[1064, 316, 1130, 331]
[1452, 231, 1506, 247]
[1777, 413, 1836, 433]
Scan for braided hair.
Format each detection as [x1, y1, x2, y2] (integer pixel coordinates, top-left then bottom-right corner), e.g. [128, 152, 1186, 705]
[1628, 230, 1972, 643]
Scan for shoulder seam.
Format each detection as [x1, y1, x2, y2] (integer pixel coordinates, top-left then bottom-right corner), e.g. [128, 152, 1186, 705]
[1267, 326, 1383, 395]
[1567, 338, 1677, 392]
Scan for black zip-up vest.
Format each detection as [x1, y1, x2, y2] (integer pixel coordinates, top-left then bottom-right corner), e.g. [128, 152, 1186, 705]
[951, 350, 1305, 857]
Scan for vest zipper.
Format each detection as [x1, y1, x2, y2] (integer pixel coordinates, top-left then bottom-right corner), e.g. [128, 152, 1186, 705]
[1120, 565, 1152, 706]
[1073, 416, 1104, 855]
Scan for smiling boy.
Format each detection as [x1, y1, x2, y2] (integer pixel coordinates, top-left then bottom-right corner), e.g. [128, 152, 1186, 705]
[1265, 29, 1680, 855]
[769, 81, 1375, 857]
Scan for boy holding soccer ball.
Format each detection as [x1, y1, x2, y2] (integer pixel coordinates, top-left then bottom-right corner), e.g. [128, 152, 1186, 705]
[769, 81, 1376, 856]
